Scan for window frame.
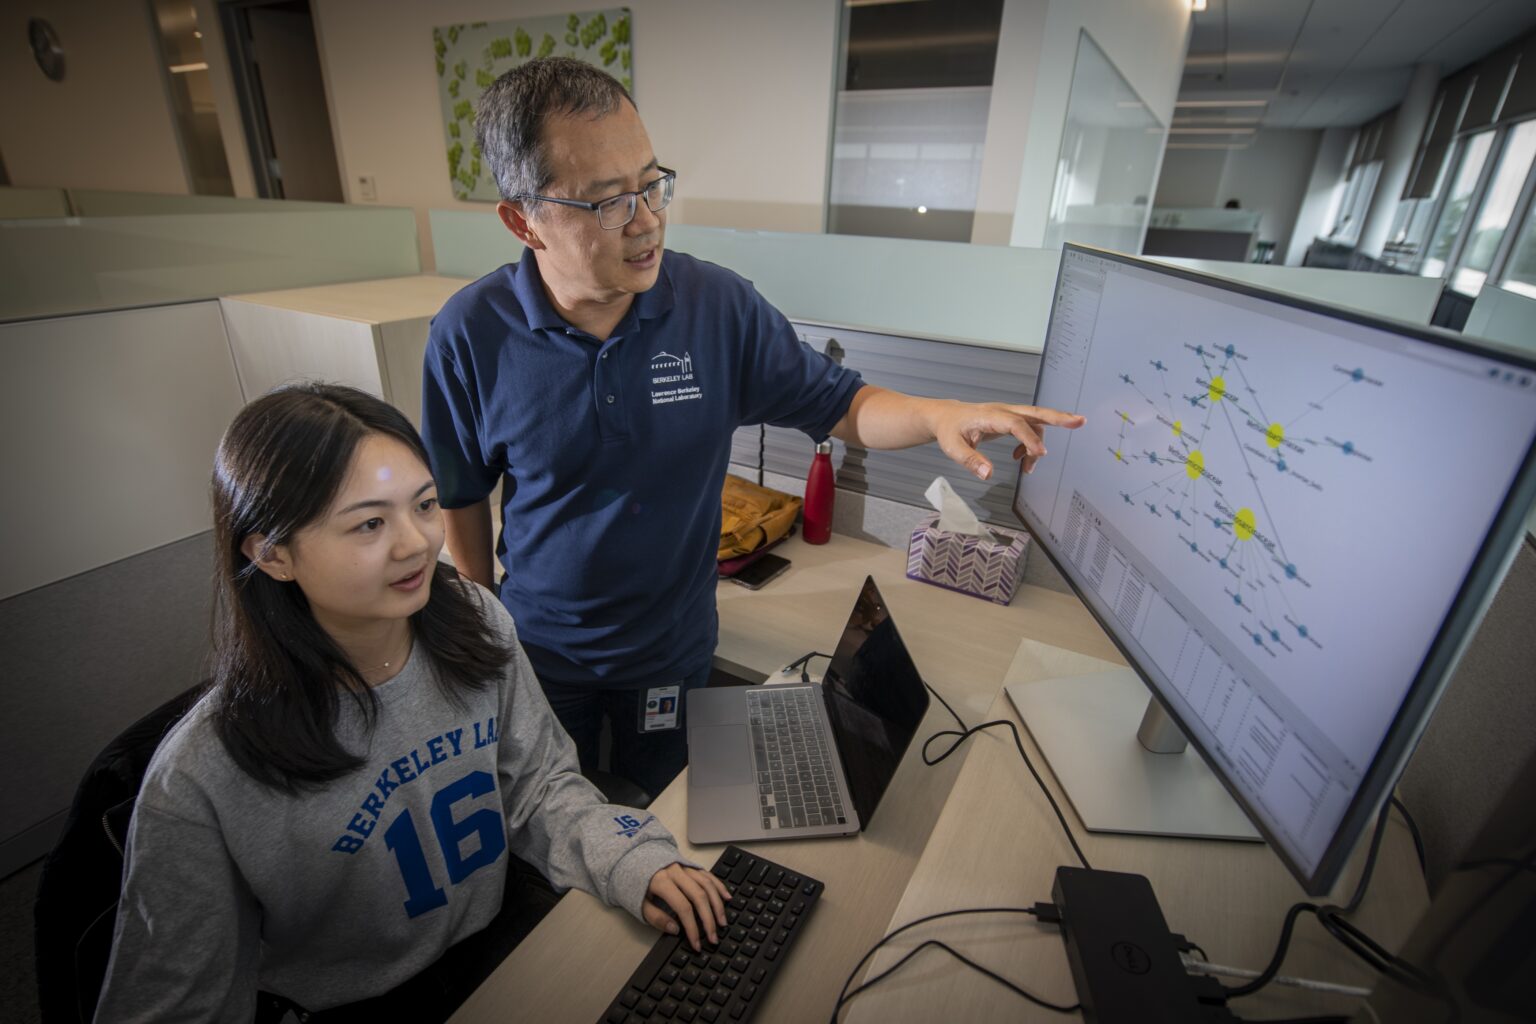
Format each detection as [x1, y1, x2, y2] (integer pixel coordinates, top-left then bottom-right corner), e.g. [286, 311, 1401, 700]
[1417, 117, 1536, 296]
[1488, 121, 1536, 294]
[1417, 130, 1500, 278]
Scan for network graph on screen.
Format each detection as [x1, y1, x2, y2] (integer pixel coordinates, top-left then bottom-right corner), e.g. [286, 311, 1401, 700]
[1018, 247, 1536, 881]
[1103, 339, 1387, 662]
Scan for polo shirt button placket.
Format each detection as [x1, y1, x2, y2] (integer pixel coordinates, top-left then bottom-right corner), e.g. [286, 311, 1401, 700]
[606, 394, 615, 404]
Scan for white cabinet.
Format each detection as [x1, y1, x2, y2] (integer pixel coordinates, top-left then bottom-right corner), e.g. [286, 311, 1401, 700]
[219, 275, 471, 429]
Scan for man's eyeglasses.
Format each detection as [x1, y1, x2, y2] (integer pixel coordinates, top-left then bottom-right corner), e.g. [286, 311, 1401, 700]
[515, 167, 676, 230]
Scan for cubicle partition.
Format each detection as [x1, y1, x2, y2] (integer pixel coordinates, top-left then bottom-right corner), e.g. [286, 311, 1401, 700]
[0, 199, 425, 877]
[0, 185, 359, 221]
[1465, 282, 1536, 356]
[1464, 284, 1536, 538]
[66, 189, 354, 218]
[0, 185, 71, 219]
[0, 202, 420, 322]
[1150, 256, 1445, 325]
[0, 303, 245, 876]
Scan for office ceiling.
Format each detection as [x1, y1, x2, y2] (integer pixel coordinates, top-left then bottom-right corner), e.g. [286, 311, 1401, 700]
[1180, 0, 1536, 131]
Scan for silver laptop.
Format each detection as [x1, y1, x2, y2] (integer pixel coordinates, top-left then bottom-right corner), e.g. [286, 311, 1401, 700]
[686, 576, 931, 844]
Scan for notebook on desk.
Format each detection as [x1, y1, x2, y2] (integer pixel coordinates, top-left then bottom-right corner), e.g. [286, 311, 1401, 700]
[686, 575, 930, 844]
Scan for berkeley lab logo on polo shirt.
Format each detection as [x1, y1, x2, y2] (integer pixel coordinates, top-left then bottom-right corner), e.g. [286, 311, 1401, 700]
[650, 350, 702, 406]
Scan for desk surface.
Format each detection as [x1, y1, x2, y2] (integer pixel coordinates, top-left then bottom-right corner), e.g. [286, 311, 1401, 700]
[450, 533, 1121, 1023]
[450, 533, 1427, 1022]
[841, 640, 1429, 1022]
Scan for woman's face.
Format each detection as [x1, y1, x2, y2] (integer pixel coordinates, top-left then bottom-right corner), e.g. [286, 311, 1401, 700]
[281, 434, 444, 631]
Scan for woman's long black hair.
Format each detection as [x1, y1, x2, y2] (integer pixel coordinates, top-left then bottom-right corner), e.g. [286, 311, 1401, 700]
[210, 383, 511, 793]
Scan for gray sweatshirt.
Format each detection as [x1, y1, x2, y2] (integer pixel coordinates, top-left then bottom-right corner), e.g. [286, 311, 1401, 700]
[95, 584, 685, 1020]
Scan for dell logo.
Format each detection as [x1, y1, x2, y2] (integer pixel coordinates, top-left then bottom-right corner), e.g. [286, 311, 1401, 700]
[1111, 941, 1152, 974]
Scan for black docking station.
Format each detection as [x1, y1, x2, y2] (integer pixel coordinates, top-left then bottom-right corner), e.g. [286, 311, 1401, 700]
[1053, 867, 1233, 1023]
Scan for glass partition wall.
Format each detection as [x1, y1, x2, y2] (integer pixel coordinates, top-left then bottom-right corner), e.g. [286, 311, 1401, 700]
[149, 0, 235, 196]
[1043, 31, 1163, 254]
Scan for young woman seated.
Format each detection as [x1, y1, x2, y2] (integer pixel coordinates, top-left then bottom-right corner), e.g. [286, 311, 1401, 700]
[95, 383, 727, 1021]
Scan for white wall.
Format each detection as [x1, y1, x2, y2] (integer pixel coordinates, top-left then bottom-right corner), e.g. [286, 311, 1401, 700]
[1215, 129, 1321, 258]
[1009, 0, 1190, 248]
[312, 0, 840, 271]
[1285, 126, 1354, 266]
[1153, 147, 1228, 208]
[972, 0, 1049, 245]
[0, 0, 189, 194]
[1151, 129, 1323, 261]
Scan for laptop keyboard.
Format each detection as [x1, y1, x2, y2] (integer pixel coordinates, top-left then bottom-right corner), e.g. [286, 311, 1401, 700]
[746, 688, 847, 830]
[600, 846, 824, 1024]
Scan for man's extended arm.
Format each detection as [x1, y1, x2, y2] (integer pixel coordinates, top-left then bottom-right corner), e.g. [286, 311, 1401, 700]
[829, 385, 1086, 480]
[444, 499, 497, 589]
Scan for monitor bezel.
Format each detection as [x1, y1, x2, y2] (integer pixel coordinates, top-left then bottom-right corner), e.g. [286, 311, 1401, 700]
[1013, 243, 1536, 896]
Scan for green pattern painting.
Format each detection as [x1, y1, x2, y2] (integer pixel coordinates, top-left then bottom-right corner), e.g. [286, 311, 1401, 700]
[433, 9, 633, 201]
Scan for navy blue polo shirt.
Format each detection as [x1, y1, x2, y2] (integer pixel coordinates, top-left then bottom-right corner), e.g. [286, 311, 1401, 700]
[421, 250, 863, 688]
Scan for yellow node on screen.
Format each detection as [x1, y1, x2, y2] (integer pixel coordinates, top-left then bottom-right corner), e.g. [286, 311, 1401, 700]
[1173, 420, 1183, 438]
[1234, 507, 1256, 541]
[1265, 423, 1284, 449]
[1114, 449, 1123, 461]
[1209, 376, 1227, 402]
[1185, 450, 1204, 480]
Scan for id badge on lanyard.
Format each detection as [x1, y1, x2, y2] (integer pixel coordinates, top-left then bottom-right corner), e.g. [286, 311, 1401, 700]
[640, 684, 682, 732]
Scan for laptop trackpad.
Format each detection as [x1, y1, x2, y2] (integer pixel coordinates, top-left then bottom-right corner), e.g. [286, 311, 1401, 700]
[691, 726, 753, 787]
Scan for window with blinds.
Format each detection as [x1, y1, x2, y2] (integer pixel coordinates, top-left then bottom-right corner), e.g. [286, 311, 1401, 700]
[1406, 33, 1536, 201]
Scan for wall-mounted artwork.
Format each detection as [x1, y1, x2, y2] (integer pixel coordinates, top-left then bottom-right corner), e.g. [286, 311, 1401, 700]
[434, 9, 632, 202]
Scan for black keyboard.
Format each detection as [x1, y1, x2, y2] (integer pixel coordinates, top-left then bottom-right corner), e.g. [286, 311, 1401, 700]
[598, 846, 824, 1023]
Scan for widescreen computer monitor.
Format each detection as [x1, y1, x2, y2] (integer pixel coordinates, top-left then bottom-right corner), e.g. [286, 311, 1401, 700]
[1012, 245, 1536, 896]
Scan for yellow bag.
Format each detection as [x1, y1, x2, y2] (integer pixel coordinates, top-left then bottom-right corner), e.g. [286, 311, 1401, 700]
[719, 474, 801, 560]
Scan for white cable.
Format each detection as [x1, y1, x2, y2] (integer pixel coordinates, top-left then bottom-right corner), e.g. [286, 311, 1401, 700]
[1180, 953, 1373, 998]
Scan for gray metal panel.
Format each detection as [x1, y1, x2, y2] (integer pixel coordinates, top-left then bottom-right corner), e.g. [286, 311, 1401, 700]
[755, 323, 1041, 528]
[0, 532, 215, 877]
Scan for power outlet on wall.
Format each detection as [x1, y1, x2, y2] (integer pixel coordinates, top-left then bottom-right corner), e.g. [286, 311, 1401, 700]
[356, 175, 377, 202]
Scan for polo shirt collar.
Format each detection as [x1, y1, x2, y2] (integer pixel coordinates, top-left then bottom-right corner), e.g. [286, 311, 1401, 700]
[511, 253, 568, 333]
[513, 249, 677, 334]
[633, 254, 676, 322]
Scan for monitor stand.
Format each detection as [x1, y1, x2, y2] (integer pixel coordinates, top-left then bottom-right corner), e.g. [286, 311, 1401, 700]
[1005, 669, 1261, 842]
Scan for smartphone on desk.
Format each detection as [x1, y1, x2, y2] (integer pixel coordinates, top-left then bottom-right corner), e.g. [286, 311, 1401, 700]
[728, 553, 790, 590]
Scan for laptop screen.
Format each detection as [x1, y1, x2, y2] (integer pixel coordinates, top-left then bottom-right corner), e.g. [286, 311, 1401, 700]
[820, 576, 931, 827]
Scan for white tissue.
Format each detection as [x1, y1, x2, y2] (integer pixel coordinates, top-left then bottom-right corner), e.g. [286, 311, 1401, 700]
[925, 477, 983, 536]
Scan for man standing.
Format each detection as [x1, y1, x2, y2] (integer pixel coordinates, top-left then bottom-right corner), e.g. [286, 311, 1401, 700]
[422, 58, 1083, 797]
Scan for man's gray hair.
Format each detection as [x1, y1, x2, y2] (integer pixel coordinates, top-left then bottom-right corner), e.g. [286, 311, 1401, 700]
[475, 57, 635, 205]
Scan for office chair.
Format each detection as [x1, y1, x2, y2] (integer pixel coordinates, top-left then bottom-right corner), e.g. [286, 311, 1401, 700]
[31, 679, 627, 1023]
[33, 682, 205, 1023]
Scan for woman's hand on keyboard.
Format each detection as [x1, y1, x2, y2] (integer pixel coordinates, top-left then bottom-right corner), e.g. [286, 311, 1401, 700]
[644, 863, 732, 951]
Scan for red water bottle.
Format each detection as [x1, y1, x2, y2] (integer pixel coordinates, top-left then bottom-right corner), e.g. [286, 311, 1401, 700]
[803, 441, 835, 544]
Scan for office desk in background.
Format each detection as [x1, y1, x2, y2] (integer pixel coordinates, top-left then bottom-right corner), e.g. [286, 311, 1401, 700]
[450, 534, 1427, 1023]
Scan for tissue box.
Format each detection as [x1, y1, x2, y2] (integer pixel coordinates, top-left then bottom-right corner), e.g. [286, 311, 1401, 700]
[905, 513, 1029, 605]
